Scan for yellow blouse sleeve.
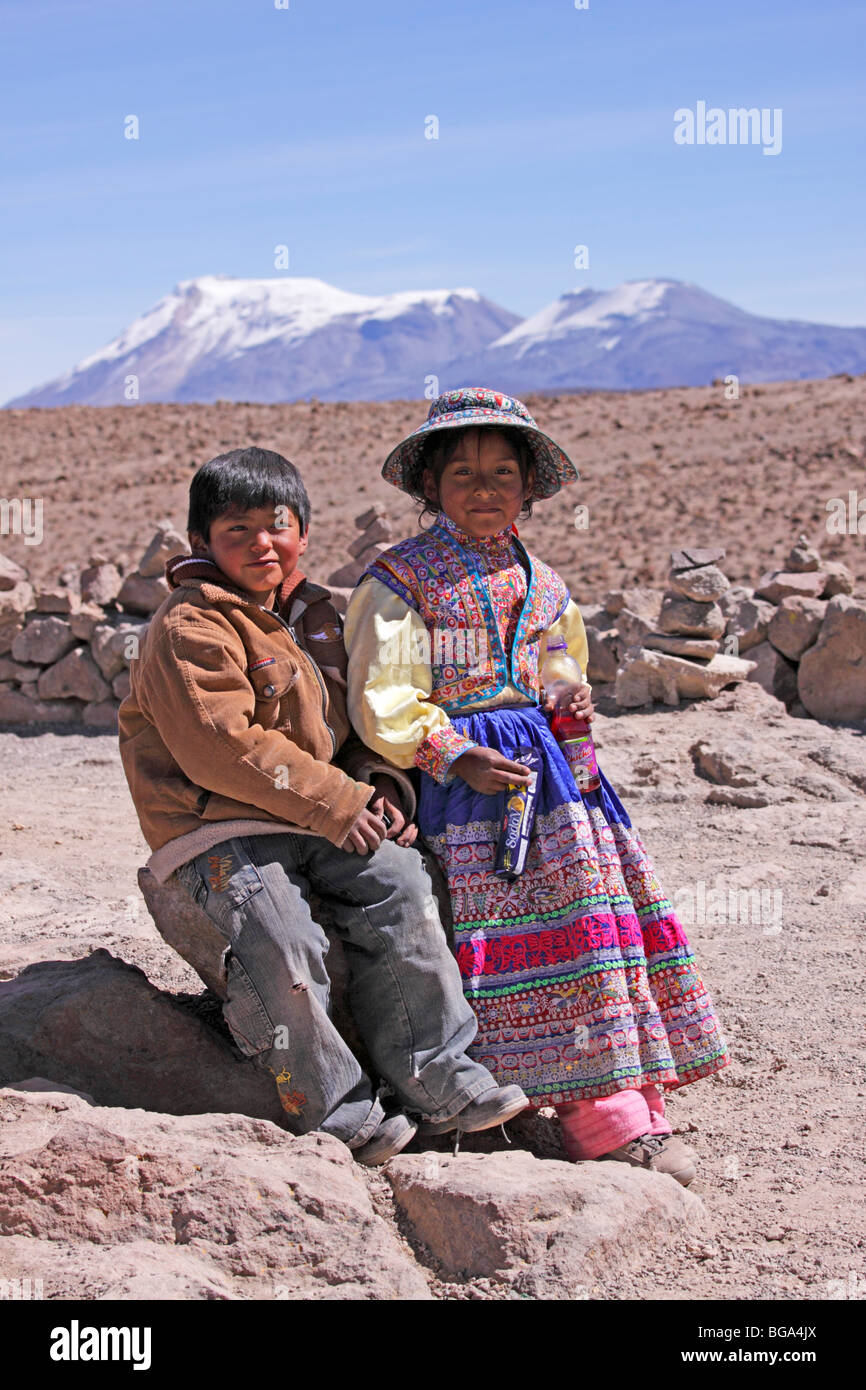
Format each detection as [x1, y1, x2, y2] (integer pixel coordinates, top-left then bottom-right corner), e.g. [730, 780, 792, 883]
[539, 599, 592, 691]
[344, 578, 479, 785]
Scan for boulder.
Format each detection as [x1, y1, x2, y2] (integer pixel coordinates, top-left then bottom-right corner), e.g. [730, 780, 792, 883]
[37, 648, 112, 703]
[723, 595, 775, 653]
[79, 562, 122, 607]
[11, 616, 76, 665]
[585, 627, 620, 684]
[0, 950, 286, 1122]
[0, 656, 40, 683]
[0, 554, 28, 591]
[112, 670, 131, 701]
[746, 640, 799, 706]
[602, 587, 664, 621]
[821, 560, 855, 598]
[616, 608, 655, 648]
[0, 1087, 429, 1301]
[90, 619, 147, 680]
[798, 595, 866, 722]
[767, 597, 827, 661]
[34, 587, 78, 614]
[669, 546, 726, 571]
[0, 690, 83, 724]
[137, 524, 189, 578]
[784, 534, 821, 573]
[69, 603, 107, 641]
[83, 700, 120, 729]
[0, 580, 35, 655]
[755, 570, 828, 604]
[668, 564, 729, 602]
[643, 634, 720, 660]
[348, 516, 393, 557]
[615, 647, 754, 708]
[117, 573, 170, 615]
[328, 546, 390, 589]
[386, 1150, 701, 1298]
[657, 595, 725, 638]
[354, 503, 388, 531]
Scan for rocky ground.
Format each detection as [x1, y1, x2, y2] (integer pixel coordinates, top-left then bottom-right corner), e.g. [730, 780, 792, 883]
[1, 677, 864, 1301]
[1, 374, 865, 601]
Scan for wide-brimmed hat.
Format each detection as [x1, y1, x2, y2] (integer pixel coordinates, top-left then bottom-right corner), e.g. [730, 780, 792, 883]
[381, 386, 579, 500]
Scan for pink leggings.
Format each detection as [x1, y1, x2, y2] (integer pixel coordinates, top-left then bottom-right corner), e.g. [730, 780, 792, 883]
[555, 1085, 672, 1161]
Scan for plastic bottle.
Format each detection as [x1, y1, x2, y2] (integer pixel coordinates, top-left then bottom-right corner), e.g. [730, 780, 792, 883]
[540, 639, 600, 793]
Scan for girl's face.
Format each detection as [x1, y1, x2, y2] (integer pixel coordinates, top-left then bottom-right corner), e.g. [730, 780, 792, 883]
[423, 429, 534, 538]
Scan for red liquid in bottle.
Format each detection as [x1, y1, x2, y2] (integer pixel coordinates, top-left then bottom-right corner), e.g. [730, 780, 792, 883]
[549, 707, 601, 793]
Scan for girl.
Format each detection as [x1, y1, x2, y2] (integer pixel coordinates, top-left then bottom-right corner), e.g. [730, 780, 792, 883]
[344, 387, 728, 1184]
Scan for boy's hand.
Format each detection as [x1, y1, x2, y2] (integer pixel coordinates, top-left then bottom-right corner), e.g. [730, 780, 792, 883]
[451, 747, 531, 797]
[544, 683, 595, 723]
[342, 806, 388, 854]
[368, 773, 418, 847]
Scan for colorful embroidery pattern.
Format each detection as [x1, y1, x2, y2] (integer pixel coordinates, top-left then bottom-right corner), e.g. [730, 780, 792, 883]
[414, 725, 479, 784]
[363, 513, 568, 710]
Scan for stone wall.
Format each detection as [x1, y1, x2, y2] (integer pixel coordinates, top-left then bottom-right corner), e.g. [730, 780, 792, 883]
[1, 516, 864, 728]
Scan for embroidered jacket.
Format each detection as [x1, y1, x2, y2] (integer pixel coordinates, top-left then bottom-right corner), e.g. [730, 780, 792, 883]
[344, 513, 590, 785]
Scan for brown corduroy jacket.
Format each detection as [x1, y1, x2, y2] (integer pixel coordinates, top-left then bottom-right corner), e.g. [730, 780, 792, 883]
[118, 556, 389, 871]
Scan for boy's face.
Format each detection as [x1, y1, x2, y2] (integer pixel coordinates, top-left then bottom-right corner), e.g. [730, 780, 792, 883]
[191, 504, 308, 604]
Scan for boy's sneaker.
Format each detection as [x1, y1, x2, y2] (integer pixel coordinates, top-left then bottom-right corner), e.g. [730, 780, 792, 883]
[415, 1084, 529, 1137]
[600, 1133, 697, 1187]
[352, 1113, 417, 1167]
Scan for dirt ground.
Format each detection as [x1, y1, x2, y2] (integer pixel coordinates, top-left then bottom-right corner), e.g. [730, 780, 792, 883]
[2, 677, 864, 1302]
[1, 374, 865, 599]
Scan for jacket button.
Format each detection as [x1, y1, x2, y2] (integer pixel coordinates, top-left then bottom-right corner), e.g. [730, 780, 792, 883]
[263, 683, 276, 697]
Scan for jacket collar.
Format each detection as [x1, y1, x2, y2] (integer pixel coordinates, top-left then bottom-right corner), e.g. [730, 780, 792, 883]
[164, 554, 330, 622]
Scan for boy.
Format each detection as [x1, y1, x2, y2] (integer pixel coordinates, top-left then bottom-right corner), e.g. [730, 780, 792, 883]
[118, 447, 526, 1164]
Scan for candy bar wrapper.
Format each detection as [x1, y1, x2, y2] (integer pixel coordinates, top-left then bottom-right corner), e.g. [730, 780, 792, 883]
[494, 747, 542, 879]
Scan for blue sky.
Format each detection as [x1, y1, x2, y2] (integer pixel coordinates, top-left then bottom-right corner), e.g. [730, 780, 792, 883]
[1, 0, 864, 402]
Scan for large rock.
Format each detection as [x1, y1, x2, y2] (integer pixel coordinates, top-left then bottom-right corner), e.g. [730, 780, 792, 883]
[615, 647, 754, 708]
[723, 595, 776, 653]
[90, 619, 147, 680]
[602, 587, 663, 621]
[137, 524, 189, 578]
[755, 570, 827, 604]
[11, 616, 75, 665]
[79, 562, 122, 607]
[668, 564, 729, 602]
[616, 608, 655, 648]
[69, 603, 107, 641]
[643, 633, 720, 659]
[784, 534, 821, 573]
[690, 733, 849, 805]
[37, 647, 112, 703]
[386, 1150, 701, 1298]
[0, 581, 35, 654]
[657, 595, 725, 638]
[767, 597, 826, 661]
[746, 640, 799, 706]
[670, 546, 725, 571]
[0, 690, 83, 724]
[820, 560, 855, 598]
[348, 516, 393, 557]
[0, 554, 29, 590]
[0, 1086, 428, 1300]
[798, 595, 866, 722]
[585, 626, 619, 684]
[117, 573, 170, 615]
[34, 587, 78, 614]
[0, 656, 39, 683]
[0, 950, 284, 1123]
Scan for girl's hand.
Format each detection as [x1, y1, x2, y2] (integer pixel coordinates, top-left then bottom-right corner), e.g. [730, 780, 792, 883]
[368, 774, 418, 847]
[544, 684, 595, 723]
[451, 747, 531, 796]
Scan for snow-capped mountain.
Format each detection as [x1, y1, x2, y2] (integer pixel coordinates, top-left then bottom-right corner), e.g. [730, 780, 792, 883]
[8, 275, 866, 407]
[444, 279, 866, 393]
[8, 275, 520, 407]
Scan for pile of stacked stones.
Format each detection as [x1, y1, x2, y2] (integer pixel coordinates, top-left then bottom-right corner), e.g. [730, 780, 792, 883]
[326, 503, 393, 614]
[582, 535, 862, 721]
[1, 519, 862, 728]
[0, 523, 188, 729]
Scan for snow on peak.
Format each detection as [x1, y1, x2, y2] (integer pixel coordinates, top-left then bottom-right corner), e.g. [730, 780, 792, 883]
[491, 279, 678, 352]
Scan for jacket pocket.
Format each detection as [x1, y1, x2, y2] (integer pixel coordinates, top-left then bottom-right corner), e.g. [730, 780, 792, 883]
[223, 951, 274, 1057]
[248, 656, 299, 704]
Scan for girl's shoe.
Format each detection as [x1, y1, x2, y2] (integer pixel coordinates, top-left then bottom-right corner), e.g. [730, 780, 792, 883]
[600, 1133, 697, 1187]
[415, 1084, 529, 1137]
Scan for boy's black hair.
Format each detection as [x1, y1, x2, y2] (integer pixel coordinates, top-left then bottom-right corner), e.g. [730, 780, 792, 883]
[187, 447, 311, 541]
[415, 425, 535, 524]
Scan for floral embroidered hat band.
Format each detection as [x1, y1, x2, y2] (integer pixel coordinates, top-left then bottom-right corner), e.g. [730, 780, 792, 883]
[380, 386, 581, 501]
